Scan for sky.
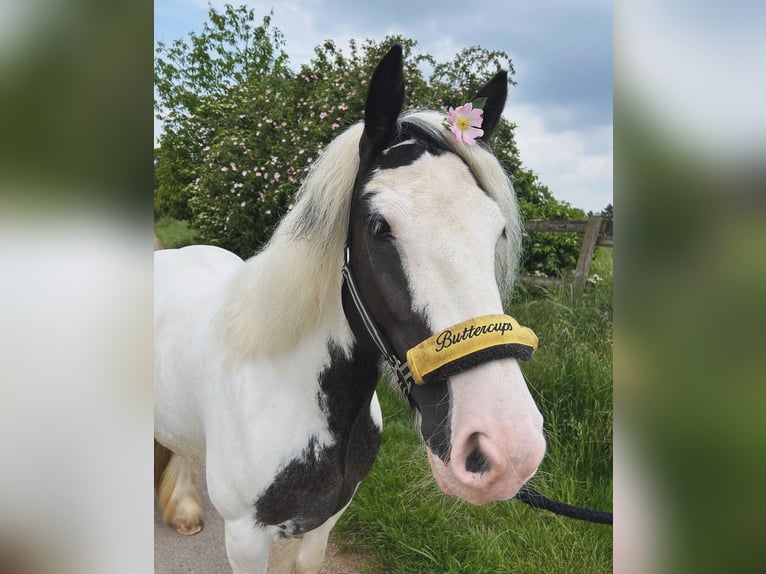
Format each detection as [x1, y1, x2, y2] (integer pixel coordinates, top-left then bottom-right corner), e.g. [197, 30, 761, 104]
[155, 0, 613, 213]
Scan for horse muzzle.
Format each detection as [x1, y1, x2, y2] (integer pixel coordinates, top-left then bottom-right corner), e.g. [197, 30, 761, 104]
[424, 358, 546, 505]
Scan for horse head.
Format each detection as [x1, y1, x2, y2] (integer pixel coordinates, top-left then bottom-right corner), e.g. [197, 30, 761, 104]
[342, 46, 546, 505]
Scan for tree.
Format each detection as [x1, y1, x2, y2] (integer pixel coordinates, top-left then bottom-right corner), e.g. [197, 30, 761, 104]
[155, 3, 584, 274]
[154, 4, 290, 232]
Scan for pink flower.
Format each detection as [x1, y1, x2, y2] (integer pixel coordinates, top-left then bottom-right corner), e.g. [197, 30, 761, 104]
[445, 103, 484, 145]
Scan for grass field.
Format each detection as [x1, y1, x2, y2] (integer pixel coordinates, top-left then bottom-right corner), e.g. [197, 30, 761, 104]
[335, 254, 613, 573]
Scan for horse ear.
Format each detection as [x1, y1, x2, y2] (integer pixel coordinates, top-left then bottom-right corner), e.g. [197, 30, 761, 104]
[360, 45, 405, 160]
[475, 71, 508, 142]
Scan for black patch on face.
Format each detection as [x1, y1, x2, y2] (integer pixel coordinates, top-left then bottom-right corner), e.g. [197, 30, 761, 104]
[410, 382, 452, 461]
[376, 142, 427, 170]
[254, 342, 381, 536]
[397, 120, 452, 156]
[371, 120, 454, 173]
[344, 134, 456, 463]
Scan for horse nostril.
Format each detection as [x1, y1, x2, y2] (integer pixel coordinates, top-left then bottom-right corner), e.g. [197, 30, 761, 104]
[465, 445, 490, 474]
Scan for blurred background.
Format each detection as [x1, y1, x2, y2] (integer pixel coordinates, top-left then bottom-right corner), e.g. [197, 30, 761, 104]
[0, 0, 764, 572]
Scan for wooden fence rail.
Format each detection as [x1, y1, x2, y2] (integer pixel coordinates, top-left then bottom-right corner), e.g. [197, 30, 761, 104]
[520, 215, 612, 288]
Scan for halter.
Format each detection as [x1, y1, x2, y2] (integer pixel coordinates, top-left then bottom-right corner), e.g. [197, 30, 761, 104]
[341, 244, 539, 404]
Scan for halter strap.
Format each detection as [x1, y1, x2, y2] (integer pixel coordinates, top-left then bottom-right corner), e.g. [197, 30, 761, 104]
[341, 246, 417, 400]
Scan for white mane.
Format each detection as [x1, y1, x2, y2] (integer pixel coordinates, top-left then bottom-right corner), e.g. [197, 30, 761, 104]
[217, 112, 522, 360]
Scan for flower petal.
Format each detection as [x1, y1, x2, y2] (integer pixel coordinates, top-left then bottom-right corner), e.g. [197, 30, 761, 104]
[461, 126, 484, 145]
[468, 108, 484, 127]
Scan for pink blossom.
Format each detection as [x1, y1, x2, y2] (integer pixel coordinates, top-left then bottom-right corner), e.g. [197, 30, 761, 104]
[445, 102, 484, 145]
[331, 123, 340, 130]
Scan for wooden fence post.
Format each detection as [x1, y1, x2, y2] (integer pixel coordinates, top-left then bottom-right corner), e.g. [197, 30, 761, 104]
[573, 215, 603, 288]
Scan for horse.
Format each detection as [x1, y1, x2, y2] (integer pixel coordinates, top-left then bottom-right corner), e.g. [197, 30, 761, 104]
[154, 45, 546, 573]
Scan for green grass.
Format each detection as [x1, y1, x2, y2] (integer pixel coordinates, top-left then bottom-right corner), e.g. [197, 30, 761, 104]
[154, 217, 200, 249]
[589, 246, 613, 283]
[335, 278, 613, 573]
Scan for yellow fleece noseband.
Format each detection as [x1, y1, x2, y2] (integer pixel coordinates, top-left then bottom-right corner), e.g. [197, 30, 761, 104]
[406, 314, 538, 385]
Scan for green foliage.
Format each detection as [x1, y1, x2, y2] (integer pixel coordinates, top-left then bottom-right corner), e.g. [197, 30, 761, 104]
[155, 4, 293, 253]
[336, 280, 613, 572]
[154, 216, 201, 249]
[510, 167, 587, 277]
[154, 3, 586, 273]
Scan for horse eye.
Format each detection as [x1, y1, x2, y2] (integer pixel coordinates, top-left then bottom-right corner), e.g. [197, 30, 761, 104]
[370, 217, 391, 237]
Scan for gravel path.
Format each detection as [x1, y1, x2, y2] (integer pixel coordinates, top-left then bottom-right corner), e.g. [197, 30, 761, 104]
[154, 465, 370, 573]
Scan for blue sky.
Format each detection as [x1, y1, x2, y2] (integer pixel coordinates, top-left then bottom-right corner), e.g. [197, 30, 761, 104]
[155, 0, 613, 213]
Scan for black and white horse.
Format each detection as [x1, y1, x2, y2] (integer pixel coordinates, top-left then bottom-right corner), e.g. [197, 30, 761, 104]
[154, 45, 545, 573]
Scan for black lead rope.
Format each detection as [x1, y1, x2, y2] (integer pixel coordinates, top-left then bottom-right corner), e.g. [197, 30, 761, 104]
[515, 485, 612, 525]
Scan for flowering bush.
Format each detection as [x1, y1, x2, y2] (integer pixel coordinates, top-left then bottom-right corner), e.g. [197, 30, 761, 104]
[155, 5, 584, 274]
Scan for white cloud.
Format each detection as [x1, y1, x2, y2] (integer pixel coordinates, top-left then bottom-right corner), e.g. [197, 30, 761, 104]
[506, 104, 613, 212]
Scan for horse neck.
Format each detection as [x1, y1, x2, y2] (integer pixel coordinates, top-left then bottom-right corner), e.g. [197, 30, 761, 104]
[216, 233, 351, 362]
[215, 232, 383, 444]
